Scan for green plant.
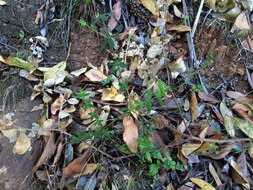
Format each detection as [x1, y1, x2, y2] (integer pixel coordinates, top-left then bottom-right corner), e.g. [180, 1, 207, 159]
[155, 80, 171, 105]
[137, 123, 183, 176]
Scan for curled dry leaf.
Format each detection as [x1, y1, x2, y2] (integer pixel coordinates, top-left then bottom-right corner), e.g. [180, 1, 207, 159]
[190, 90, 199, 121]
[108, 1, 121, 31]
[232, 11, 251, 31]
[32, 133, 56, 174]
[85, 69, 107, 82]
[190, 178, 216, 190]
[233, 103, 253, 125]
[123, 115, 139, 153]
[220, 101, 235, 137]
[147, 45, 163, 58]
[51, 94, 65, 115]
[13, 132, 31, 155]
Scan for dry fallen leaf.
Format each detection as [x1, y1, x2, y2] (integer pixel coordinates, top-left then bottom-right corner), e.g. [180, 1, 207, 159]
[32, 133, 56, 174]
[233, 118, 253, 138]
[13, 132, 31, 155]
[209, 163, 222, 186]
[232, 11, 251, 31]
[190, 90, 199, 121]
[198, 91, 218, 102]
[85, 69, 107, 82]
[190, 178, 216, 190]
[51, 94, 65, 115]
[181, 143, 201, 157]
[1, 128, 18, 143]
[123, 115, 139, 153]
[220, 101, 235, 137]
[100, 87, 125, 102]
[108, 1, 121, 31]
[140, 0, 159, 16]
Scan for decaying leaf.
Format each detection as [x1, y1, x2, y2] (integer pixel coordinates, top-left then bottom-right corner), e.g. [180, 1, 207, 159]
[233, 117, 253, 138]
[1, 128, 18, 143]
[198, 91, 218, 102]
[0, 56, 37, 71]
[190, 178, 216, 190]
[123, 115, 139, 153]
[108, 1, 121, 31]
[205, 0, 216, 10]
[13, 132, 31, 154]
[140, 0, 159, 16]
[85, 69, 107, 82]
[220, 101, 235, 137]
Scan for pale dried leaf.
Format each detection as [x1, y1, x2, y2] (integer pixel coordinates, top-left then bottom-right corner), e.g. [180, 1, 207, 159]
[190, 91, 199, 121]
[220, 102, 235, 137]
[85, 69, 107, 82]
[13, 132, 31, 154]
[0, 0, 7, 6]
[190, 178, 216, 190]
[1, 128, 18, 143]
[209, 163, 222, 186]
[51, 94, 65, 115]
[123, 116, 139, 153]
[147, 45, 163, 58]
[233, 12, 251, 31]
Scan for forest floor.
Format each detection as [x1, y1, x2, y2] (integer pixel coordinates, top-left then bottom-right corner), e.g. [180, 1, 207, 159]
[1, 0, 253, 190]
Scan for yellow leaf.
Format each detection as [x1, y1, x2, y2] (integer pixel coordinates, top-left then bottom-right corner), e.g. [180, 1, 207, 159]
[190, 178, 216, 190]
[101, 87, 125, 103]
[44, 61, 67, 86]
[13, 132, 31, 155]
[140, 0, 159, 16]
[123, 116, 139, 153]
[190, 90, 199, 121]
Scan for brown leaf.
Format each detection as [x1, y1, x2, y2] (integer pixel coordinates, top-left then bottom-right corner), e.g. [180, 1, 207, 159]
[152, 114, 169, 129]
[233, 103, 253, 125]
[226, 91, 253, 103]
[32, 133, 56, 175]
[190, 91, 199, 121]
[108, 1, 121, 31]
[123, 115, 139, 153]
[51, 94, 65, 115]
[149, 132, 166, 148]
[198, 91, 218, 102]
[63, 148, 94, 178]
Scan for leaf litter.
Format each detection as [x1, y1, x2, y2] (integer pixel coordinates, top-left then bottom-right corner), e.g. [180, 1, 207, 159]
[1, 0, 253, 189]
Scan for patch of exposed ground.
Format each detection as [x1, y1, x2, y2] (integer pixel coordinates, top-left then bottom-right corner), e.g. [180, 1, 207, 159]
[195, 22, 250, 93]
[68, 26, 107, 70]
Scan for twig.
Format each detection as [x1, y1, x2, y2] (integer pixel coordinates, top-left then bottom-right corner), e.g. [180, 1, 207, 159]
[191, 0, 205, 37]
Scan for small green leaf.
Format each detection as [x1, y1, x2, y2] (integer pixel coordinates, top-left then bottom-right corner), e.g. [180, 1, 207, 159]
[149, 164, 159, 176]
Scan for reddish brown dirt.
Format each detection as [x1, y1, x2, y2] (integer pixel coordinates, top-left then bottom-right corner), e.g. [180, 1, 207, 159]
[195, 24, 249, 93]
[68, 26, 107, 70]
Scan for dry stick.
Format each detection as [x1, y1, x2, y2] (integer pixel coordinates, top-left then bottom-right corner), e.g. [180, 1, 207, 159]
[191, 0, 205, 38]
[182, 0, 208, 94]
